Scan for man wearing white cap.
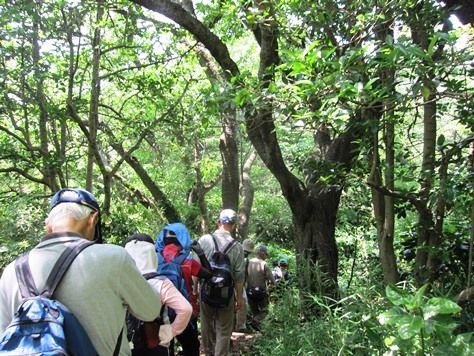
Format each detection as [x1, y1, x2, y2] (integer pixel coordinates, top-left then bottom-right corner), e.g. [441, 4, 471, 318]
[198, 209, 245, 356]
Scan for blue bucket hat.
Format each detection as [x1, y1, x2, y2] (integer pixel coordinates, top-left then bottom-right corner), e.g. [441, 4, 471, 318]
[50, 188, 103, 243]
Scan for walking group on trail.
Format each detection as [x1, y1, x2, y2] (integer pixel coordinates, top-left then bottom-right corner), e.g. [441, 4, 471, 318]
[0, 187, 291, 356]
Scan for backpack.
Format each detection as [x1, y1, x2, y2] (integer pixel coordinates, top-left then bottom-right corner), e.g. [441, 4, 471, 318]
[0, 239, 109, 356]
[157, 252, 189, 320]
[201, 234, 237, 308]
[126, 273, 167, 354]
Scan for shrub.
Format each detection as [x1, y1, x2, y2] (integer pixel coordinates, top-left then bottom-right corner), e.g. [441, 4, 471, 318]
[378, 284, 474, 355]
[255, 286, 386, 355]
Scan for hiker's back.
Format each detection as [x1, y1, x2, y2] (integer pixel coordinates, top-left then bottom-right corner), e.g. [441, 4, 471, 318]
[157, 250, 189, 302]
[0, 237, 162, 356]
[200, 235, 236, 308]
[126, 274, 168, 356]
[197, 209, 246, 356]
[0, 239, 96, 356]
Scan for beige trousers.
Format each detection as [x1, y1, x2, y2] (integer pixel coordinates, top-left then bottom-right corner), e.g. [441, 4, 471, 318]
[200, 295, 235, 356]
[234, 289, 248, 330]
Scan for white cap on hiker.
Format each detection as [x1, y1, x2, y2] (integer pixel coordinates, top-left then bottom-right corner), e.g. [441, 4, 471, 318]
[218, 209, 237, 225]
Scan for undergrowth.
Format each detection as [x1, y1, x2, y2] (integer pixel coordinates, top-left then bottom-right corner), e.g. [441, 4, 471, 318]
[253, 282, 474, 355]
[253, 285, 387, 355]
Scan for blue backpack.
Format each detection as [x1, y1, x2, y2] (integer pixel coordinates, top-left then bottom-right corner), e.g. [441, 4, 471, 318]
[157, 252, 189, 320]
[0, 239, 121, 356]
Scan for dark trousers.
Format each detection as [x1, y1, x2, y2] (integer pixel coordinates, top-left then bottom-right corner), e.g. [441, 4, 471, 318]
[248, 295, 270, 330]
[172, 317, 200, 356]
[132, 344, 170, 356]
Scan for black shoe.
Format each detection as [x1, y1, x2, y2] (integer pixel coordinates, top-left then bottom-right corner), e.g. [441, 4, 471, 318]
[249, 320, 260, 331]
[237, 327, 254, 333]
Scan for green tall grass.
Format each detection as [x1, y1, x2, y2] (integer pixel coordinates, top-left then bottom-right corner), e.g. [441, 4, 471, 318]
[253, 285, 387, 355]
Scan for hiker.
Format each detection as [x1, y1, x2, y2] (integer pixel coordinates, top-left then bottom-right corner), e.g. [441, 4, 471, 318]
[272, 260, 281, 282]
[156, 222, 213, 356]
[198, 209, 245, 356]
[278, 258, 291, 282]
[273, 257, 291, 284]
[0, 188, 163, 355]
[246, 244, 275, 331]
[235, 238, 255, 332]
[125, 233, 193, 355]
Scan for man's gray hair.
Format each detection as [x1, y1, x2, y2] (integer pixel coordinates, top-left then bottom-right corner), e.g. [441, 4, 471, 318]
[48, 202, 94, 226]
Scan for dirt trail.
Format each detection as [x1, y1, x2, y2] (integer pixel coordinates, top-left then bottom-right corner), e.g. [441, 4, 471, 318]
[198, 330, 260, 355]
[230, 330, 259, 355]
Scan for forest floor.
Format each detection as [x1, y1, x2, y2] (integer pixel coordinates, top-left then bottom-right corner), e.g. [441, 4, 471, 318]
[229, 330, 260, 355]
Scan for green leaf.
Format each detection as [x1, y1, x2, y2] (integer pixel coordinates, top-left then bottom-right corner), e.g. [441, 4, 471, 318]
[291, 61, 307, 74]
[364, 78, 379, 90]
[235, 89, 249, 106]
[378, 307, 406, 325]
[397, 315, 423, 340]
[427, 35, 439, 57]
[268, 82, 277, 93]
[412, 284, 428, 309]
[422, 297, 462, 319]
[386, 284, 411, 306]
[421, 86, 431, 101]
[437, 134, 445, 146]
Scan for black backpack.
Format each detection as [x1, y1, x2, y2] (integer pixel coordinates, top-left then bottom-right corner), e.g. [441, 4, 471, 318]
[201, 234, 237, 308]
[126, 272, 166, 354]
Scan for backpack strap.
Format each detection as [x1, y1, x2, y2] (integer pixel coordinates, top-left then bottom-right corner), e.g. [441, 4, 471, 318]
[15, 252, 38, 299]
[245, 257, 249, 282]
[158, 251, 188, 273]
[43, 239, 94, 298]
[173, 253, 188, 265]
[143, 272, 159, 280]
[211, 234, 220, 252]
[113, 329, 123, 356]
[15, 239, 94, 299]
[223, 239, 237, 254]
[211, 234, 237, 255]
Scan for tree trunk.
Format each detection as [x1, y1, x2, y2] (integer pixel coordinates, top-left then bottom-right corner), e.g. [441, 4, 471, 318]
[191, 38, 240, 212]
[469, 143, 474, 287]
[237, 150, 257, 239]
[370, 129, 399, 284]
[219, 112, 240, 211]
[370, 14, 399, 284]
[381, 115, 399, 284]
[32, 2, 57, 192]
[87, 0, 104, 192]
[293, 194, 340, 304]
[192, 138, 221, 234]
[410, 11, 440, 286]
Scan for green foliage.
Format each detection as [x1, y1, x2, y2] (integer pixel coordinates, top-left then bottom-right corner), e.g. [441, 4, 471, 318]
[0, 191, 47, 269]
[256, 286, 386, 355]
[378, 284, 474, 355]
